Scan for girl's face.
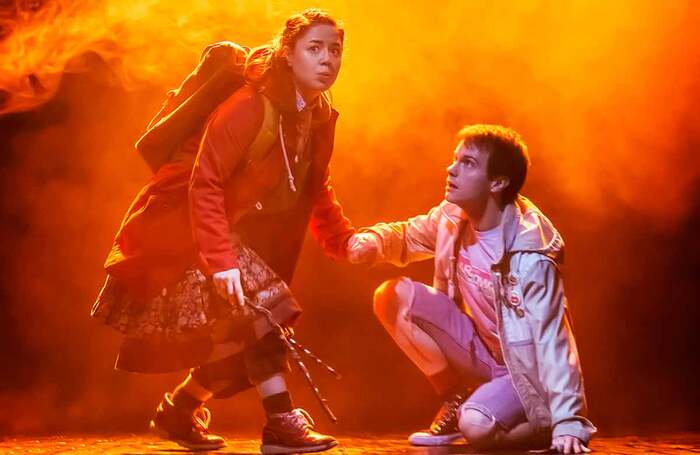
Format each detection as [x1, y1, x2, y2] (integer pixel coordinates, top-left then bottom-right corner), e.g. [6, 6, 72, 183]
[287, 24, 343, 101]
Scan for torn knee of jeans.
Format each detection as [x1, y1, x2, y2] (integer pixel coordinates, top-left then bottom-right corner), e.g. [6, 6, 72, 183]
[459, 405, 498, 447]
[373, 277, 413, 324]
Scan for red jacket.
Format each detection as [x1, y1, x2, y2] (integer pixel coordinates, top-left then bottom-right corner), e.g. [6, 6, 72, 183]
[105, 75, 354, 300]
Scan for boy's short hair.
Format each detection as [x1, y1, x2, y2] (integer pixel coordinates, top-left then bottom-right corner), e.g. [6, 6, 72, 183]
[457, 124, 530, 204]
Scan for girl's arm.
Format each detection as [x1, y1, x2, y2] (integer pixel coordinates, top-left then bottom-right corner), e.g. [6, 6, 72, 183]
[189, 90, 264, 274]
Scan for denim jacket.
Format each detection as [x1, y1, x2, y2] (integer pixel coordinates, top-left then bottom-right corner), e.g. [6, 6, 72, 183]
[363, 196, 597, 442]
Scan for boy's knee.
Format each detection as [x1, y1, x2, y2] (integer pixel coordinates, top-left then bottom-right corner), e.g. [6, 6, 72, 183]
[459, 407, 498, 448]
[373, 277, 413, 325]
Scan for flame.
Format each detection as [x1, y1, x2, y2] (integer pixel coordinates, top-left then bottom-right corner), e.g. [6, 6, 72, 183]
[0, 0, 306, 114]
[1, 0, 699, 222]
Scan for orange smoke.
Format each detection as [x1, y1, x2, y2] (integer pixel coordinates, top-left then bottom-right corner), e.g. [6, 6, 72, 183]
[0, 0, 288, 114]
[1, 0, 700, 435]
[8, 0, 688, 221]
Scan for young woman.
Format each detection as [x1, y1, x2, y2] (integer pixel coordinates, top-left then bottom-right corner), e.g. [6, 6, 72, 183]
[92, 9, 354, 454]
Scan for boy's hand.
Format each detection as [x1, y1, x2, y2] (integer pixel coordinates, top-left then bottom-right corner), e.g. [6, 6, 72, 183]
[551, 435, 591, 453]
[346, 232, 380, 264]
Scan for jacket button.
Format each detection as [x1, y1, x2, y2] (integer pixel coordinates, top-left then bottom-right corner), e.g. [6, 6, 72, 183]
[509, 295, 520, 305]
[509, 276, 518, 285]
[255, 201, 263, 210]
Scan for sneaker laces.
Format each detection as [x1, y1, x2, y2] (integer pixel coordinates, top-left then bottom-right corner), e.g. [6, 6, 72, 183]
[192, 406, 212, 433]
[431, 394, 463, 434]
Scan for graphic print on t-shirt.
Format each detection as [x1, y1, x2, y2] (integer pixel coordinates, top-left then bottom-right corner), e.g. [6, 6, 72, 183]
[455, 225, 504, 362]
[458, 254, 496, 301]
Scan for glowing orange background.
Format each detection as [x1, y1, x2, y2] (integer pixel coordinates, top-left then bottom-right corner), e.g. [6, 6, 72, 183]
[1, 0, 699, 435]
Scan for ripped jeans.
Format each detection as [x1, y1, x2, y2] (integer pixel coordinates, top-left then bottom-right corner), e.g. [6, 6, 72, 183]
[374, 277, 547, 448]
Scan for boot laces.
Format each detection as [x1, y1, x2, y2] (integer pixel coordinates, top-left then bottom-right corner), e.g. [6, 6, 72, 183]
[192, 406, 212, 433]
[289, 408, 315, 430]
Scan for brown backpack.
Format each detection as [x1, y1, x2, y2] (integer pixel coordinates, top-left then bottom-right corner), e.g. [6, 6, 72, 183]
[135, 41, 279, 173]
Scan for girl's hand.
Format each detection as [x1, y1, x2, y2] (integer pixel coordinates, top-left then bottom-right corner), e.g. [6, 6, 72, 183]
[212, 268, 245, 307]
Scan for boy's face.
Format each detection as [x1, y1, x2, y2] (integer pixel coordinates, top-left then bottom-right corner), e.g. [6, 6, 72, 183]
[445, 143, 493, 208]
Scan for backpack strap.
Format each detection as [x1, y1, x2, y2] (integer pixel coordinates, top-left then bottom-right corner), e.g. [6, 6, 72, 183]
[170, 93, 279, 172]
[247, 94, 280, 162]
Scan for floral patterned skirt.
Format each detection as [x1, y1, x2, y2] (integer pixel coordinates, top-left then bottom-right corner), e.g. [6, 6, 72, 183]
[91, 244, 302, 373]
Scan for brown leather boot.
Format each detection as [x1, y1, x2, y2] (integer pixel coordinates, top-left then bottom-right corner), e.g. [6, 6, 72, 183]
[149, 392, 226, 451]
[260, 408, 337, 454]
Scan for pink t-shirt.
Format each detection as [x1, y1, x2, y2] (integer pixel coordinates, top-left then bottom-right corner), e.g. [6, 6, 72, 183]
[456, 224, 504, 363]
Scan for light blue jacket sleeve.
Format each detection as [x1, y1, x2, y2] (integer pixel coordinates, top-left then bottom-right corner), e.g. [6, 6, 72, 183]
[520, 257, 597, 443]
[360, 205, 442, 267]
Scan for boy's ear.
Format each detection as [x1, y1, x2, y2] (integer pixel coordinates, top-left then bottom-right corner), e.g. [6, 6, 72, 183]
[490, 176, 510, 194]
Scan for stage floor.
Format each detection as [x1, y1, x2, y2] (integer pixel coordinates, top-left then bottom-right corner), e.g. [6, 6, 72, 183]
[1, 434, 698, 454]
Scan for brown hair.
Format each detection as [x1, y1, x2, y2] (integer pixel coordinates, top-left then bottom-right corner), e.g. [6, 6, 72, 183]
[245, 9, 344, 84]
[457, 124, 530, 204]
